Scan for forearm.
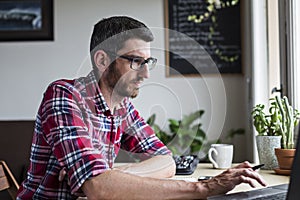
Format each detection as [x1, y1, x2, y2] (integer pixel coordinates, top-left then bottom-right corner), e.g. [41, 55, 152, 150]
[82, 161, 267, 199]
[82, 169, 206, 200]
[114, 155, 176, 178]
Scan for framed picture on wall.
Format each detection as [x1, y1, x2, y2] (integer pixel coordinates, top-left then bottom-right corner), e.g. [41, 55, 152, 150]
[165, 0, 242, 76]
[0, 0, 54, 41]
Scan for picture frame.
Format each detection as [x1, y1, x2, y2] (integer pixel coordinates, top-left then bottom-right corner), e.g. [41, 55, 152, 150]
[164, 0, 242, 76]
[0, 0, 54, 41]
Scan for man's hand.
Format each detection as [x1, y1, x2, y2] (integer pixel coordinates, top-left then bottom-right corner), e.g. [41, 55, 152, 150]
[199, 161, 267, 197]
[58, 167, 70, 185]
[58, 167, 67, 181]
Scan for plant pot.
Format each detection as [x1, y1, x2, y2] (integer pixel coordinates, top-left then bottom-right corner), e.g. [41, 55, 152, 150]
[256, 135, 282, 170]
[274, 148, 295, 175]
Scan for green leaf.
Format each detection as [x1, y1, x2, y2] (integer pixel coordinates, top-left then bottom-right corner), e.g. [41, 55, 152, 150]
[181, 110, 204, 127]
[169, 119, 179, 126]
[146, 114, 156, 126]
[146, 110, 208, 155]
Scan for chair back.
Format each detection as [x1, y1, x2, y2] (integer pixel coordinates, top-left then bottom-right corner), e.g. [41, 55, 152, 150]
[0, 160, 19, 199]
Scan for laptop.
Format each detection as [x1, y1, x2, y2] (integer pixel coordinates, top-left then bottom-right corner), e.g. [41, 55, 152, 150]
[208, 134, 300, 200]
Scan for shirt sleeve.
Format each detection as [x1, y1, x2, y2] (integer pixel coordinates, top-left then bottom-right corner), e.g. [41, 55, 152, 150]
[120, 99, 172, 160]
[40, 81, 109, 194]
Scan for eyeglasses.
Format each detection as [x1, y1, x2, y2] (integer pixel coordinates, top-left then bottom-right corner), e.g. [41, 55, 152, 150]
[107, 51, 157, 71]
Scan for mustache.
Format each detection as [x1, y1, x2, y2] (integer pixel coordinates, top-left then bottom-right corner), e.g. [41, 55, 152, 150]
[133, 77, 144, 82]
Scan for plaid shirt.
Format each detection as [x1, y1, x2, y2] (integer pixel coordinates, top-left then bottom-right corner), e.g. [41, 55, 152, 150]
[17, 70, 171, 199]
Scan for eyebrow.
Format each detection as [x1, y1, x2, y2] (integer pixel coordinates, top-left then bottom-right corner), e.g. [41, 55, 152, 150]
[123, 54, 145, 59]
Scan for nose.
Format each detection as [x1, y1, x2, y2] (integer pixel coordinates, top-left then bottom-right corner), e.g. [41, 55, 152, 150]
[138, 64, 150, 79]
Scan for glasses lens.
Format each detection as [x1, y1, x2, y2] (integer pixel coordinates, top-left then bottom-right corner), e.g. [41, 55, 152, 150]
[147, 58, 157, 70]
[130, 57, 157, 71]
[138, 58, 157, 70]
[130, 58, 143, 70]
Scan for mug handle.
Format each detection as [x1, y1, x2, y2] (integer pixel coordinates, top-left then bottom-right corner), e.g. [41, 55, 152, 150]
[208, 148, 219, 168]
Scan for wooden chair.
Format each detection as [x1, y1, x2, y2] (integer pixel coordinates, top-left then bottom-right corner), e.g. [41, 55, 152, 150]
[0, 160, 19, 199]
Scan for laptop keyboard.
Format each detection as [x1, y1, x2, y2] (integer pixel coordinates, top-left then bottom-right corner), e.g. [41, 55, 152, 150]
[208, 184, 288, 200]
[255, 192, 286, 200]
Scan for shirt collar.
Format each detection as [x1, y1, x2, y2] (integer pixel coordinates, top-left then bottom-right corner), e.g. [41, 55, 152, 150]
[80, 70, 127, 117]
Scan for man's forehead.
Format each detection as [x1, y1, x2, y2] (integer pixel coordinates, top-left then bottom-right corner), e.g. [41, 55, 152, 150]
[118, 38, 151, 55]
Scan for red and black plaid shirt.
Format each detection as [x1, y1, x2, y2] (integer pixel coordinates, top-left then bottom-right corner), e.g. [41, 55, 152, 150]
[17, 70, 171, 199]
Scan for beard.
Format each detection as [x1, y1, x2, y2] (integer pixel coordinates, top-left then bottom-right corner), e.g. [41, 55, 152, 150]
[105, 62, 140, 99]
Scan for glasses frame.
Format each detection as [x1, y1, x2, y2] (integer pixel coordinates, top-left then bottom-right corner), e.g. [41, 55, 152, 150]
[107, 51, 157, 71]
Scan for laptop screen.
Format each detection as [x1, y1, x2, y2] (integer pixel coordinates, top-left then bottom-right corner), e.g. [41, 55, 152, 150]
[286, 133, 300, 200]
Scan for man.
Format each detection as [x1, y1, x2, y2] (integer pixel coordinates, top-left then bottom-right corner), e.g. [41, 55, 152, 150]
[17, 16, 266, 199]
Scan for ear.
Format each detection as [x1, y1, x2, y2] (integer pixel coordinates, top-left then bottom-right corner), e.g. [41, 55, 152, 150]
[93, 50, 110, 72]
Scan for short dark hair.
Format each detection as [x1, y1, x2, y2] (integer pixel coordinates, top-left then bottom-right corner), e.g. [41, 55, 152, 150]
[90, 16, 154, 67]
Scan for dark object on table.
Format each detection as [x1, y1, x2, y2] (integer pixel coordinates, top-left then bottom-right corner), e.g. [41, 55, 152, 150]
[173, 155, 199, 175]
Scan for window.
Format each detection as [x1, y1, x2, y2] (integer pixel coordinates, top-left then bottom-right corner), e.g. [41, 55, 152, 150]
[278, 0, 300, 110]
[278, 0, 300, 135]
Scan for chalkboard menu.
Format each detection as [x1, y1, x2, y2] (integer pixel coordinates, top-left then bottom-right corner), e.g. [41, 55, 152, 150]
[165, 0, 242, 76]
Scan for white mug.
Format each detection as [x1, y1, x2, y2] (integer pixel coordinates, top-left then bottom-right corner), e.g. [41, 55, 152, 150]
[208, 144, 233, 169]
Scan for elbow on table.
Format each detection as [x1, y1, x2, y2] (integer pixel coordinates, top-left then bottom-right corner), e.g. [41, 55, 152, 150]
[163, 155, 176, 178]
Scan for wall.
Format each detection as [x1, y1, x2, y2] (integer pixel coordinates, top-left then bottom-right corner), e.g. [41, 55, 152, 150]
[0, 0, 251, 191]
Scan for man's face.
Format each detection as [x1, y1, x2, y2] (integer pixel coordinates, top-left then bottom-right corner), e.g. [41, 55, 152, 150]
[106, 38, 151, 98]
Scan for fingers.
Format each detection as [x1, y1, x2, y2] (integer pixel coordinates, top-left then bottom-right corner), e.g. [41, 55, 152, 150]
[230, 167, 267, 187]
[202, 164, 267, 197]
[204, 162, 268, 197]
[59, 168, 67, 182]
[232, 162, 267, 186]
[239, 175, 256, 188]
[237, 169, 267, 187]
[218, 166, 266, 188]
[233, 161, 252, 169]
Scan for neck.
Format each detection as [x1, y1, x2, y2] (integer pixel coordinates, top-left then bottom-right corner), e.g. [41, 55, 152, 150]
[99, 79, 124, 113]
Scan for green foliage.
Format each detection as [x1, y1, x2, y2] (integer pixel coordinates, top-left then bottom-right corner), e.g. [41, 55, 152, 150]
[251, 95, 300, 149]
[251, 103, 279, 136]
[147, 114, 173, 145]
[147, 111, 246, 159]
[275, 96, 300, 149]
[147, 110, 206, 156]
[225, 128, 245, 140]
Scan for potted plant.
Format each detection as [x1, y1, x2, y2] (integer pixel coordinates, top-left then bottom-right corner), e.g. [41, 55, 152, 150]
[147, 110, 207, 157]
[147, 110, 245, 161]
[273, 96, 300, 174]
[252, 97, 284, 170]
[251, 95, 300, 171]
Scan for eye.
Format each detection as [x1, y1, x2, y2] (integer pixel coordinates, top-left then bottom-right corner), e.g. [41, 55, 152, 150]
[132, 58, 144, 64]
